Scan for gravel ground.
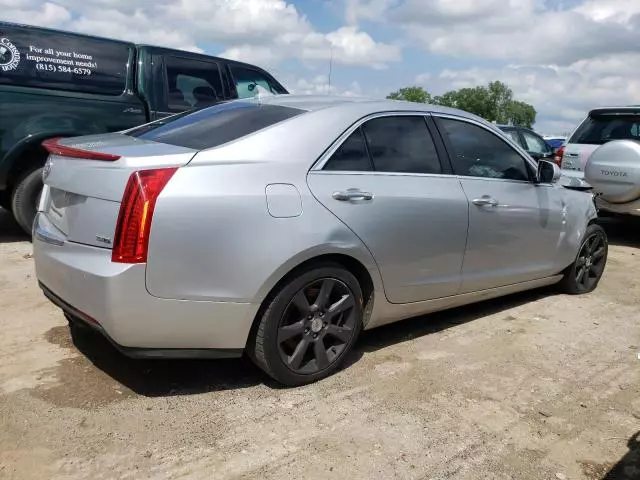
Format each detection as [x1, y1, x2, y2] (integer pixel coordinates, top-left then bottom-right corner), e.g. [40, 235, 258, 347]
[1, 207, 639, 480]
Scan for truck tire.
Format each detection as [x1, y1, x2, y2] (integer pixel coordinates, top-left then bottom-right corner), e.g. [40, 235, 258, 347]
[11, 167, 43, 236]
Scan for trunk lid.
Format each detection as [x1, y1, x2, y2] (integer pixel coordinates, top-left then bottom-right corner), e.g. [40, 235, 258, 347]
[41, 133, 197, 248]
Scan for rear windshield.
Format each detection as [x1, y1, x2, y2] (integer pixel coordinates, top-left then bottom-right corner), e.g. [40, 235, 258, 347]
[126, 101, 305, 150]
[569, 113, 640, 145]
[0, 24, 130, 95]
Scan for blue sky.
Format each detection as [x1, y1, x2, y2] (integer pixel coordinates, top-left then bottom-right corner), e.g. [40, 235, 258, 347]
[5, 0, 640, 135]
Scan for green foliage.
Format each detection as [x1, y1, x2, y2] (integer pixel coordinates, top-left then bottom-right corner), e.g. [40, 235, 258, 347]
[388, 80, 537, 128]
[386, 86, 433, 104]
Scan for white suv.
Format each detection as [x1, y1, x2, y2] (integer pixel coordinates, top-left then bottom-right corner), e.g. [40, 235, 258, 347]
[559, 106, 640, 217]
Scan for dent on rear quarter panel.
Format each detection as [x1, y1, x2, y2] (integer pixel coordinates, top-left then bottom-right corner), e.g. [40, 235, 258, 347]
[144, 162, 380, 304]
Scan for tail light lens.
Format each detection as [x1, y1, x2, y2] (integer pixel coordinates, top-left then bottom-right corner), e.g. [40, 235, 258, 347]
[42, 137, 121, 161]
[112, 168, 177, 264]
[553, 145, 565, 166]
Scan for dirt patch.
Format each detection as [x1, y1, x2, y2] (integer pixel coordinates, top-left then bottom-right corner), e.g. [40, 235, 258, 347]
[1, 212, 640, 479]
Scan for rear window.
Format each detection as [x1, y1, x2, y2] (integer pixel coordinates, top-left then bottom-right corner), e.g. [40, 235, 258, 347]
[0, 25, 130, 95]
[125, 101, 305, 150]
[569, 113, 640, 145]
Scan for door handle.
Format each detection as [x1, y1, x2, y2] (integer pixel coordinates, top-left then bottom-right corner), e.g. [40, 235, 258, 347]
[332, 189, 373, 201]
[472, 196, 499, 207]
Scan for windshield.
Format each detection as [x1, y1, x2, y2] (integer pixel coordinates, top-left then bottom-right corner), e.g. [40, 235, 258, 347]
[125, 101, 305, 150]
[569, 114, 640, 145]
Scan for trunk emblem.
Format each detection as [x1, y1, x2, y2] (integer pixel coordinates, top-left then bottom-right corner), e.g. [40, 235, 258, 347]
[96, 235, 113, 245]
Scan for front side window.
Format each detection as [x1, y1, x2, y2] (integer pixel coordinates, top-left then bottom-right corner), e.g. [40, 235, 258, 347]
[522, 131, 549, 154]
[439, 118, 530, 181]
[164, 56, 223, 111]
[230, 65, 285, 99]
[503, 129, 522, 146]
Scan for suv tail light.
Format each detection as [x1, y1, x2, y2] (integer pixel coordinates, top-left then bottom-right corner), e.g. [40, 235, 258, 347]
[553, 145, 565, 166]
[112, 168, 177, 264]
[42, 137, 121, 161]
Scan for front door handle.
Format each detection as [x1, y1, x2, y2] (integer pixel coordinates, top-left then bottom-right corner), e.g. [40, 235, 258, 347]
[332, 189, 374, 201]
[472, 195, 499, 207]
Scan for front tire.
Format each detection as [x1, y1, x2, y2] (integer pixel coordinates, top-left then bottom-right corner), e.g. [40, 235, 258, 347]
[11, 167, 43, 236]
[250, 264, 364, 386]
[559, 224, 608, 294]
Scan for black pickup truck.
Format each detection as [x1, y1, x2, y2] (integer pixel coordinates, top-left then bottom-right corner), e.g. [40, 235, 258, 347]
[0, 21, 289, 234]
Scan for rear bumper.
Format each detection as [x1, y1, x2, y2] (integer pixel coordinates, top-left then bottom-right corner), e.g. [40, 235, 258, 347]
[594, 196, 640, 217]
[33, 213, 258, 356]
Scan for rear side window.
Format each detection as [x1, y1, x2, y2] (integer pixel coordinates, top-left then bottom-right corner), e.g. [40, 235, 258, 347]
[0, 25, 129, 95]
[164, 56, 223, 111]
[569, 114, 640, 145]
[323, 129, 372, 171]
[361, 116, 442, 174]
[126, 101, 305, 150]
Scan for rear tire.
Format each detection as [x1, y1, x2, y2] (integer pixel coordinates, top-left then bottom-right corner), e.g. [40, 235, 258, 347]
[558, 224, 608, 294]
[11, 167, 43, 236]
[249, 263, 364, 386]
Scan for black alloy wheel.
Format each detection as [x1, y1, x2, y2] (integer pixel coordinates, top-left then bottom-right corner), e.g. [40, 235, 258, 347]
[560, 224, 608, 294]
[250, 264, 363, 386]
[277, 278, 357, 374]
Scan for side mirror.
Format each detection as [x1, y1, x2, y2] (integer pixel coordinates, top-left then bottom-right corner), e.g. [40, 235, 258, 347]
[537, 159, 561, 183]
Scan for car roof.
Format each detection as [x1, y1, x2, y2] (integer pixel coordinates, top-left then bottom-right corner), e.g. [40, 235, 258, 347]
[252, 94, 493, 124]
[588, 106, 640, 115]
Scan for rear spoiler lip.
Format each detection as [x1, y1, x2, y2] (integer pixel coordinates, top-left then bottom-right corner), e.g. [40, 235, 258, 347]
[589, 107, 640, 116]
[42, 137, 121, 161]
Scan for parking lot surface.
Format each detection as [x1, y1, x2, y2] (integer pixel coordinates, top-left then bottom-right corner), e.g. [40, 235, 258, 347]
[1, 207, 639, 480]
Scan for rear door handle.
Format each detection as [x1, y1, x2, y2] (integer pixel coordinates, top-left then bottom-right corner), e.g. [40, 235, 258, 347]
[472, 195, 499, 207]
[332, 189, 373, 201]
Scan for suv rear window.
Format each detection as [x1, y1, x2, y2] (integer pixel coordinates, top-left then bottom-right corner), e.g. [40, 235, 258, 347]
[125, 101, 305, 149]
[569, 112, 640, 145]
[0, 25, 130, 95]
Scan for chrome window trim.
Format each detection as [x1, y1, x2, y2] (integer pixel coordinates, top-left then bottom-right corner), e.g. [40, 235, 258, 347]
[310, 110, 438, 173]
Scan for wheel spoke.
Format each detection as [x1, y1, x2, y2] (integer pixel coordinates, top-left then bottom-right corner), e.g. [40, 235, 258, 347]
[576, 266, 587, 285]
[292, 290, 311, 316]
[278, 320, 306, 343]
[325, 324, 353, 343]
[313, 279, 334, 310]
[288, 337, 310, 370]
[575, 256, 586, 268]
[325, 294, 355, 321]
[313, 339, 329, 370]
[592, 247, 605, 261]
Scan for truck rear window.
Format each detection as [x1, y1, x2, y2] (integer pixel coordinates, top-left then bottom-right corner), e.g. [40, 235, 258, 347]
[0, 24, 130, 95]
[569, 113, 640, 145]
[125, 101, 305, 150]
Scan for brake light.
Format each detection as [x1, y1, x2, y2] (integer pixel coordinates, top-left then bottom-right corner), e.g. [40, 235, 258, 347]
[111, 168, 177, 264]
[553, 145, 565, 166]
[42, 137, 121, 161]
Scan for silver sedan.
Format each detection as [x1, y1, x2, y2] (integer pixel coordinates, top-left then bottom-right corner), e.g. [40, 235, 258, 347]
[33, 95, 608, 386]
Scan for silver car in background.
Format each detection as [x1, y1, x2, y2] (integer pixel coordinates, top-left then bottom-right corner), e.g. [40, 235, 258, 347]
[33, 96, 608, 386]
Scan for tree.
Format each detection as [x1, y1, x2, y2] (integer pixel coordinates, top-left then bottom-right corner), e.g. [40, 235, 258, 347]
[389, 80, 537, 127]
[386, 86, 432, 104]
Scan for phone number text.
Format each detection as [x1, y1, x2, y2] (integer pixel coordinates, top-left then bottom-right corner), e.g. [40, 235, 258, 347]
[36, 63, 92, 76]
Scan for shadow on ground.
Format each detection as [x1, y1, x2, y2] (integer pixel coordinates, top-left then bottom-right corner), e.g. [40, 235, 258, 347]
[601, 431, 640, 479]
[598, 216, 640, 249]
[56, 286, 553, 397]
[0, 208, 28, 243]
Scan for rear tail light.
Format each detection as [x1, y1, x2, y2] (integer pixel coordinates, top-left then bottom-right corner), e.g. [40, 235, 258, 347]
[42, 137, 121, 161]
[553, 145, 565, 166]
[111, 167, 177, 264]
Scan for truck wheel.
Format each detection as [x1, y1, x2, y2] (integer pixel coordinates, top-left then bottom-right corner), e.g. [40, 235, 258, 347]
[11, 167, 43, 236]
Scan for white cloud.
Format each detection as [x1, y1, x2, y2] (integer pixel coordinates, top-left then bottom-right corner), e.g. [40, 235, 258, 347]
[1, 0, 400, 69]
[287, 74, 364, 97]
[349, 0, 640, 65]
[418, 53, 640, 134]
